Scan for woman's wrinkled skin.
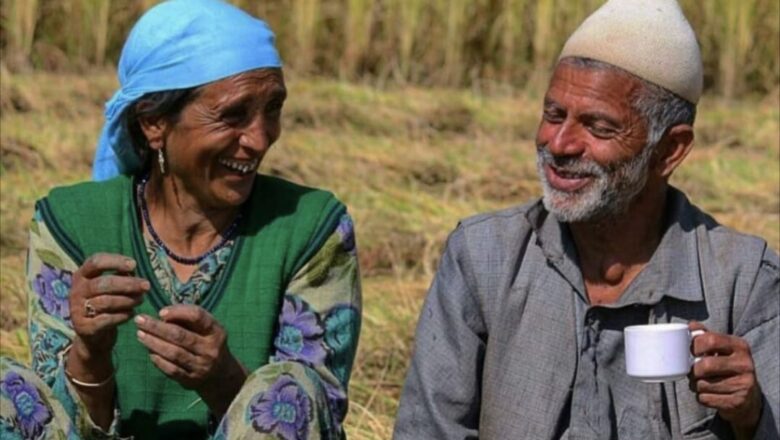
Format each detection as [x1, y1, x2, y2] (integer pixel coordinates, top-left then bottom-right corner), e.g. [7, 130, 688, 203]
[66, 69, 288, 428]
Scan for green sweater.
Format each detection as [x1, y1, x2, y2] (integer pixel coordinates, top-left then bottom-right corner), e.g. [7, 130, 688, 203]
[38, 174, 345, 439]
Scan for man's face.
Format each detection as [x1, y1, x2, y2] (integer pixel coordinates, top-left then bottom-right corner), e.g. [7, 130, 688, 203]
[535, 62, 654, 223]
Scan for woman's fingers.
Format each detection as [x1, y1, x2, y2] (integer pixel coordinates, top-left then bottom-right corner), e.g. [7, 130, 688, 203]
[148, 353, 193, 387]
[86, 274, 150, 298]
[78, 253, 137, 279]
[71, 254, 148, 324]
[69, 253, 150, 355]
[72, 275, 148, 326]
[136, 312, 229, 387]
[78, 312, 136, 337]
[84, 293, 144, 315]
[135, 315, 201, 355]
[136, 316, 217, 386]
[159, 304, 216, 334]
[137, 330, 198, 372]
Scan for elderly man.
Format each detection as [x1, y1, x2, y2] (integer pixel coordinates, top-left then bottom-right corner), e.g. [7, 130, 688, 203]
[393, 0, 779, 439]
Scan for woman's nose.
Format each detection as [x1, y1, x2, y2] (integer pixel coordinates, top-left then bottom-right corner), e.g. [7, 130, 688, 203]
[239, 116, 270, 152]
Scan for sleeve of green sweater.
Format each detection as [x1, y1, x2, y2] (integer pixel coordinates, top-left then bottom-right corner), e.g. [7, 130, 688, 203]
[24, 207, 123, 439]
[213, 212, 362, 439]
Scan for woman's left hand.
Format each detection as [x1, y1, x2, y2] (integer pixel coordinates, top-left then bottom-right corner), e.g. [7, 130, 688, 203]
[135, 305, 247, 415]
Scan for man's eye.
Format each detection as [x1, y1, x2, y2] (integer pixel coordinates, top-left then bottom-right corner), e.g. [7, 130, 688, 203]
[588, 124, 616, 138]
[543, 109, 564, 122]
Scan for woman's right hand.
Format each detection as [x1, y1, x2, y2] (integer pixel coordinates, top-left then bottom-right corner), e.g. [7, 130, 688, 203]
[65, 253, 149, 429]
[69, 253, 150, 358]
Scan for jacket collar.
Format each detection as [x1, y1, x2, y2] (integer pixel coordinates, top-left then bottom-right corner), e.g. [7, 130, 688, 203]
[526, 187, 705, 305]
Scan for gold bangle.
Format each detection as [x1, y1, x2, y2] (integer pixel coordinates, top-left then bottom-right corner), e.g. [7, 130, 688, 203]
[62, 345, 116, 388]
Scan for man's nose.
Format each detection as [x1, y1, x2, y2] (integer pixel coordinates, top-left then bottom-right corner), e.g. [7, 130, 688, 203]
[546, 120, 586, 157]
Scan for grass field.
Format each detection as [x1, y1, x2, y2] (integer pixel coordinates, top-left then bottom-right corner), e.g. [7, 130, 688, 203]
[1, 69, 778, 438]
[4, 0, 778, 99]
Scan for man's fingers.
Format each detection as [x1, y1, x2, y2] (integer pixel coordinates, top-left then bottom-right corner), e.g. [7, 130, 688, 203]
[696, 392, 751, 413]
[688, 320, 707, 332]
[159, 304, 215, 334]
[692, 331, 744, 357]
[78, 253, 137, 279]
[692, 353, 754, 379]
[692, 374, 752, 395]
[86, 274, 149, 298]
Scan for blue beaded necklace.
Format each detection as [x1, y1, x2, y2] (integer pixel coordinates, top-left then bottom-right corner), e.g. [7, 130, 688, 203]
[137, 176, 241, 266]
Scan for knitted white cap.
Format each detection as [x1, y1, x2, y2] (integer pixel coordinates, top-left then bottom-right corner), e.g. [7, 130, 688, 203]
[559, 0, 703, 104]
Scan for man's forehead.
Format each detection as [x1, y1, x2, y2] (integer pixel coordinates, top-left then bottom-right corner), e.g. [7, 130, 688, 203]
[544, 62, 641, 105]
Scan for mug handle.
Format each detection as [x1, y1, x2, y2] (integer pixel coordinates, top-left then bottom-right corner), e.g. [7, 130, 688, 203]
[690, 329, 706, 365]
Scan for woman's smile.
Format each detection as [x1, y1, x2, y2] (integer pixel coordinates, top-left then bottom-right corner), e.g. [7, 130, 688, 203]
[155, 69, 286, 208]
[218, 157, 260, 175]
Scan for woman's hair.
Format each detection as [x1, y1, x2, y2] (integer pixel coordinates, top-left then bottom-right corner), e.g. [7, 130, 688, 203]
[124, 87, 200, 173]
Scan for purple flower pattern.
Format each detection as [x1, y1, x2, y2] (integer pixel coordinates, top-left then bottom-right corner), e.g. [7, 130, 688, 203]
[22, 210, 360, 437]
[33, 263, 72, 321]
[336, 214, 356, 255]
[0, 372, 52, 439]
[248, 374, 312, 440]
[274, 296, 327, 366]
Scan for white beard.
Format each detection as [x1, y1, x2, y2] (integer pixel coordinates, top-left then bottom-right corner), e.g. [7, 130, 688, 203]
[536, 143, 656, 223]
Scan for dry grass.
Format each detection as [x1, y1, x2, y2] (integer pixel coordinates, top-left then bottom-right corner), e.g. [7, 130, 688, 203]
[2, 0, 778, 95]
[1, 70, 778, 439]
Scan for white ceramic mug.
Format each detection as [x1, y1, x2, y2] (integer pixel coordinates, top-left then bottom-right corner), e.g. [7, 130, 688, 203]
[624, 323, 705, 383]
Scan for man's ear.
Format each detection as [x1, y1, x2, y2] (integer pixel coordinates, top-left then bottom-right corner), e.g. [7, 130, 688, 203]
[655, 124, 694, 178]
[137, 108, 168, 150]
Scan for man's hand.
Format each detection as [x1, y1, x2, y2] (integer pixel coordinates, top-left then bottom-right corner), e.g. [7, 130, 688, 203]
[688, 321, 763, 439]
[135, 305, 247, 416]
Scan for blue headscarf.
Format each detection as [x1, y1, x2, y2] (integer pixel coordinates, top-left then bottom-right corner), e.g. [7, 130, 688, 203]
[92, 0, 282, 180]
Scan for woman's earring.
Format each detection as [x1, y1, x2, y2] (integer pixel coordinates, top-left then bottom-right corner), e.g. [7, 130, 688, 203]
[157, 149, 166, 174]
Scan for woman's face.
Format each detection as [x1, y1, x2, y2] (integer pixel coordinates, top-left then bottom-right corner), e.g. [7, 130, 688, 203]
[161, 68, 286, 209]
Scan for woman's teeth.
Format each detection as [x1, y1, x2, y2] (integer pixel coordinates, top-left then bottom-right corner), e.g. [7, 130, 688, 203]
[219, 158, 258, 174]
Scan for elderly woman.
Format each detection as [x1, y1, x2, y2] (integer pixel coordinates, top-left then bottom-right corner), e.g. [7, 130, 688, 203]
[0, 0, 361, 438]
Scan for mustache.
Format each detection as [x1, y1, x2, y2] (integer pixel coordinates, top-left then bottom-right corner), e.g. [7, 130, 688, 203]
[536, 144, 606, 176]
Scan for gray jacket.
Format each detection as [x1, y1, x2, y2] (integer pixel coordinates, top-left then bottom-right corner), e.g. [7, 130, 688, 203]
[394, 188, 779, 439]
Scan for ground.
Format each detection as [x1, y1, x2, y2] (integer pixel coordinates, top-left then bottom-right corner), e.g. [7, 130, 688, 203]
[1, 70, 778, 438]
